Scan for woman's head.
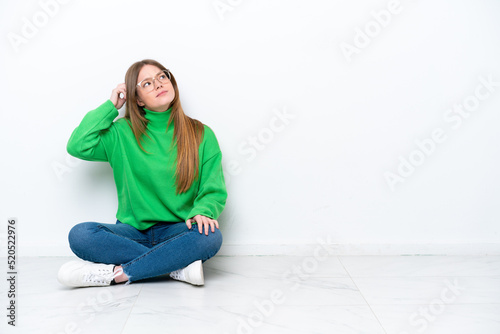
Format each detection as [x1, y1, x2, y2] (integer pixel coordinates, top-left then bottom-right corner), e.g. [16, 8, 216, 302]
[125, 59, 177, 112]
[123, 59, 205, 195]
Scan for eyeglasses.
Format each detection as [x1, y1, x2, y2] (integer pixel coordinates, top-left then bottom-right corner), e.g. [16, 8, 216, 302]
[136, 70, 171, 92]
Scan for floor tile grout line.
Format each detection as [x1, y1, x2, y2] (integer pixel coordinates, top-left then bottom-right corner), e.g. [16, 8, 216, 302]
[338, 256, 388, 334]
[119, 283, 144, 334]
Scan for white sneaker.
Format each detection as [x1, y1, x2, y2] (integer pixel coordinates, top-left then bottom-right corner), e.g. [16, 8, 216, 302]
[57, 260, 123, 287]
[169, 260, 204, 286]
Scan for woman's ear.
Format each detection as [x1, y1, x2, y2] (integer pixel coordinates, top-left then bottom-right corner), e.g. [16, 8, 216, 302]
[137, 98, 145, 107]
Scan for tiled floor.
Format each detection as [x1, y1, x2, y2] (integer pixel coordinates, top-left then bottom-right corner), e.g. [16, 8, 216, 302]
[1, 255, 499, 333]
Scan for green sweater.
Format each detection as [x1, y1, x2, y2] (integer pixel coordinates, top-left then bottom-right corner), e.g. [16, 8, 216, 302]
[67, 100, 227, 230]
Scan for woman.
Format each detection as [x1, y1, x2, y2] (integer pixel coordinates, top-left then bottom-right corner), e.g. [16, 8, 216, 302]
[57, 59, 227, 287]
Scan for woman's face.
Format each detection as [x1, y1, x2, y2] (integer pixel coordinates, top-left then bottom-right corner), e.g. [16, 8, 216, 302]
[136, 64, 175, 112]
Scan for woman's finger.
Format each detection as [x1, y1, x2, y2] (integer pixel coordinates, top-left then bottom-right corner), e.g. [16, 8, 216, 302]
[196, 216, 203, 234]
[204, 218, 209, 235]
[110, 84, 127, 109]
[209, 219, 215, 233]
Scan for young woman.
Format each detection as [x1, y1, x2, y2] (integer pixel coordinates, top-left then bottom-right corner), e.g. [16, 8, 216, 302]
[57, 59, 227, 287]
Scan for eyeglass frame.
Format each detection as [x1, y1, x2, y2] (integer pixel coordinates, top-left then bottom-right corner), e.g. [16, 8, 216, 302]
[136, 69, 172, 91]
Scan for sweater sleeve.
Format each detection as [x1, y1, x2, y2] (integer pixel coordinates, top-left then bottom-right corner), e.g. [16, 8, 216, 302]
[67, 100, 118, 162]
[186, 128, 228, 221]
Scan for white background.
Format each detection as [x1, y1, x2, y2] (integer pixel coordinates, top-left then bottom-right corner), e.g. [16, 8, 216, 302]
[1, 0, 500, 256]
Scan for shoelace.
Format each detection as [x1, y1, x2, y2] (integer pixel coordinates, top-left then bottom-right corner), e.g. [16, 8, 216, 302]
[83, 267, 125, 285]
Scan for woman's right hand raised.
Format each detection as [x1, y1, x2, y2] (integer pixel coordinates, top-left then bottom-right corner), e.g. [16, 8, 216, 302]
[110, 83, 127, 110]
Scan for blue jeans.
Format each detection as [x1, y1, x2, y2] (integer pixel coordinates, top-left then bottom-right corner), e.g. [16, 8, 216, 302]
[68, 220, 223, 283]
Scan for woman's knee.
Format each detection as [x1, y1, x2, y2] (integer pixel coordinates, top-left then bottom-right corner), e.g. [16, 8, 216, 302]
[196, 228, 223, 258]
[68, 222, 99, 254]
[212, 228, 223, 251]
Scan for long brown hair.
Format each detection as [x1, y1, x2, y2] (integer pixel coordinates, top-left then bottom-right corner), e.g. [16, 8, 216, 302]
[124, 59, 204, 194]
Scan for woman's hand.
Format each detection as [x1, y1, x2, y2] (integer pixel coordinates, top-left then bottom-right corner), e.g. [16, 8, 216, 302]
[110, 83, 127, 110]
[186, 214, 219, 235]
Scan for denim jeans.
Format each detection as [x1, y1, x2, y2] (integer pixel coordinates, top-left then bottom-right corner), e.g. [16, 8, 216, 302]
[68, 220, 223, 283]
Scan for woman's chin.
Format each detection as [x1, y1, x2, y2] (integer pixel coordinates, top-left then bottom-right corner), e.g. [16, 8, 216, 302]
[155, 96, 174, 108]
[145, 101, 173, 112]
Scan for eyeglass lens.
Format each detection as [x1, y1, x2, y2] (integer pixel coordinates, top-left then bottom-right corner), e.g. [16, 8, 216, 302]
[140, 71, 170, 91]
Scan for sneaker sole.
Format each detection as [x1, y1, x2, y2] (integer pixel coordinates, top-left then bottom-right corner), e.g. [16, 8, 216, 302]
[186, 260, 204, 286]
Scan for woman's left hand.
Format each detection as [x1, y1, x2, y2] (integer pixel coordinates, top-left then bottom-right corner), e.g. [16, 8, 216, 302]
[186, 215, 219, 235]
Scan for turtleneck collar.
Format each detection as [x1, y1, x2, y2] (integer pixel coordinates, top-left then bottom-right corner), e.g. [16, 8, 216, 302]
[143, 106, 173, 132]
